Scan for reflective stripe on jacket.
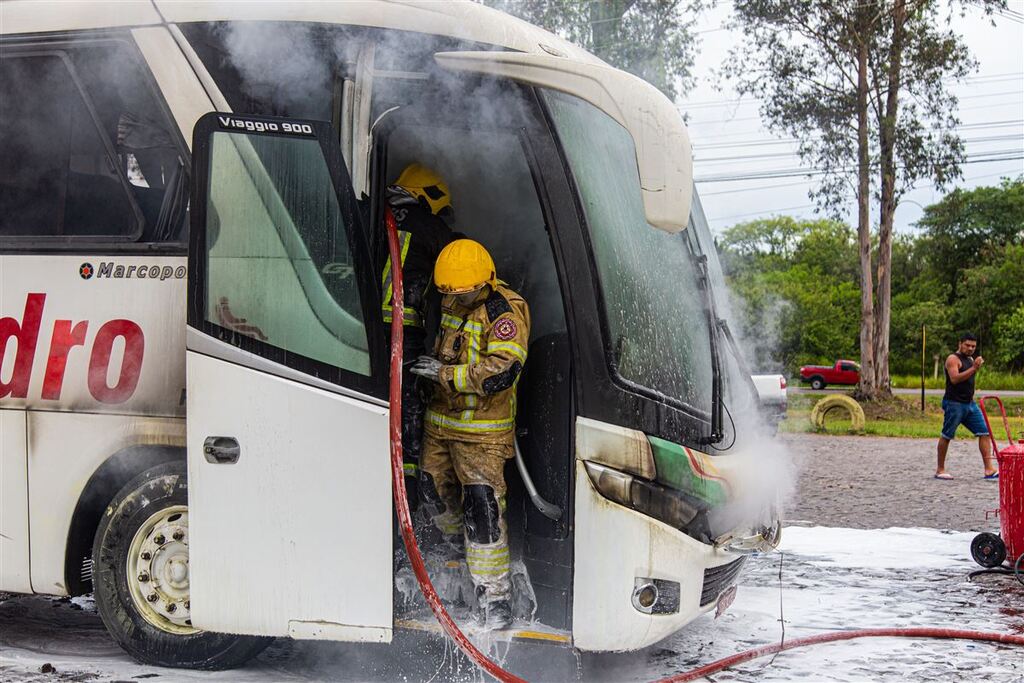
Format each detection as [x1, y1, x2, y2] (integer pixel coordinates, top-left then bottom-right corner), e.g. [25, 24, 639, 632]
[426, 282, 530, 442]
[380, 202, 454, 328]
[381, 229, 421, 326]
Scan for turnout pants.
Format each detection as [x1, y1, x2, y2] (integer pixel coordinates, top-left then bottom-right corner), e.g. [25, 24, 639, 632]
[420, 430, 513, 606]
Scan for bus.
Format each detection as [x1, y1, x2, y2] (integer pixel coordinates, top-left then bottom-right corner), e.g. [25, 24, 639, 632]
[0, 0, 781, 670]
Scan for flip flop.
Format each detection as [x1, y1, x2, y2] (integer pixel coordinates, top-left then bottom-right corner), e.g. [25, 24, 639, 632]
[983, 472, 999, 480]
[934, 473, 954, 480]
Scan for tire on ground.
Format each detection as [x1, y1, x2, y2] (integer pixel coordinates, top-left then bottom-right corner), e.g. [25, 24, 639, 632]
[970, 532, 1006, 568]
[92, 461, 271, 669]
[810, 394, 865, 433]
[810, 376, 826, 390]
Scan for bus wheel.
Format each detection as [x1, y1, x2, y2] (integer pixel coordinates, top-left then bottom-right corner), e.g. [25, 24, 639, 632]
[92, 461, 270, 669]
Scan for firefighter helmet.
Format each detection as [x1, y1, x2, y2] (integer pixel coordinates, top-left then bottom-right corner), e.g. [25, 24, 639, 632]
[434, 239, 497, 294]
[394, 163, 452, 215]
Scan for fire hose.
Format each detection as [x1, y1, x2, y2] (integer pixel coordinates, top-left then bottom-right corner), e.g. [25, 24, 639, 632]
[383, 211, 1024, 683]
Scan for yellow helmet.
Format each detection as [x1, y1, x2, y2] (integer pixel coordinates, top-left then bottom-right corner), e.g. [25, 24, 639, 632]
[394, 163, 452, 215]
[434, 239, 497, 294]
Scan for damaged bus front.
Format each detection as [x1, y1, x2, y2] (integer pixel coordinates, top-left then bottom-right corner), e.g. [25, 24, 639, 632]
[0, 1, 780, 670]
[181, 12, 782, 657]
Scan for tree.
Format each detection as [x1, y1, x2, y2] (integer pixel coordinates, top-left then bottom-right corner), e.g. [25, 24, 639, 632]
[481, 0, 704, 99]
[916, 177, 1024, 303]
[889, 298, 953, 375]
[994, 305, 1024, 371]
[719, 217, 860, 371]
[956, 244, 1024, 357]
[724, 0, 1005, 399]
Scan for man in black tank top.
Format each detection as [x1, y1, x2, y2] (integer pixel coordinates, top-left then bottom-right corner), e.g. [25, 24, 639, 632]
[935, 333, 997, 480]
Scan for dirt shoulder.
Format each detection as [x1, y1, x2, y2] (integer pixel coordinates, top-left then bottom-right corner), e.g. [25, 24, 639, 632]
[783, 432, 1001, 532]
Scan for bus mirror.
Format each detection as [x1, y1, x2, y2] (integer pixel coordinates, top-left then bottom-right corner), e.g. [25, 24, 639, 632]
[434, 51, 692, 233]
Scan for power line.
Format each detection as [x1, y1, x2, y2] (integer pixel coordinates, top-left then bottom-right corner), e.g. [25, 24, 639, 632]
[701, 179, 817, 197]
[707, 204, 816, 222]
[692, 120, 1024, 149]
[695, 151, 1024, 183]
[695, 134, 1024, 164]
[679, 74, 1024, 109]
[690, 117, 1024, 141]
[699, 167, 1022, 199]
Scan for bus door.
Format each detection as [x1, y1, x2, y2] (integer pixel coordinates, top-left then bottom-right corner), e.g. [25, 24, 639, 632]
[185, 113, 393, 642]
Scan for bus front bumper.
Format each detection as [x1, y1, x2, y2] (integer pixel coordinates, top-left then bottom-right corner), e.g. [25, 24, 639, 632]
[571, 461, 759, 652]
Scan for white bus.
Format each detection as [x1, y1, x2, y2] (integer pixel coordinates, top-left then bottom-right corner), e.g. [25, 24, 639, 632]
[0, 0, 780, 670]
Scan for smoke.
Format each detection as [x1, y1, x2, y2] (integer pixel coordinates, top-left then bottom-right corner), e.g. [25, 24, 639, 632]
[194, 11, 799, 672]
[211, 22, 361, 119]
[201, 18, 568, 340]
[687, 191, 800, 529]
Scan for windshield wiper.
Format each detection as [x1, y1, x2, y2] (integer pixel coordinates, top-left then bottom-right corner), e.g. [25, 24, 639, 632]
[716, 316, 761, 409]
[686, 243, 724, 446]
[686, 234, 760, 434]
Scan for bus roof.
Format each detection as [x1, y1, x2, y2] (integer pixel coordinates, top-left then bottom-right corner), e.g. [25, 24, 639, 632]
[1, 0, 604, 69]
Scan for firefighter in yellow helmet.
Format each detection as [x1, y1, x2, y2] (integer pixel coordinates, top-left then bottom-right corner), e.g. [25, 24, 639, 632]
[409, 239, 530, 630]
[382, 163, 455, 501]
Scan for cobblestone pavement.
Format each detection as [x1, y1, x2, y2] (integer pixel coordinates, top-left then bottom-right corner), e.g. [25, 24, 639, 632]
[783, 433, 1003, 531]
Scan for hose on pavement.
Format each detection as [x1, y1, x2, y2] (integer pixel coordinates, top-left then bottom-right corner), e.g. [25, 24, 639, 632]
[384, 208, 1024, 683]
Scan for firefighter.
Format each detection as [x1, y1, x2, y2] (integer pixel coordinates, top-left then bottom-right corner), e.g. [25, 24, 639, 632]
[381, 163, 455, 501]
[409, 239, 530, 630]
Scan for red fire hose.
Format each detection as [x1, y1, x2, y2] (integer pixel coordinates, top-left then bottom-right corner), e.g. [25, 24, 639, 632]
[383, 210, 1024, 683]
[652, 628, 1024, 683]
[385, 208, 527, 683]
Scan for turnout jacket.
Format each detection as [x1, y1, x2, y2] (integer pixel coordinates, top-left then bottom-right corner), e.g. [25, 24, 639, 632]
[426, 282, 531, 443]
[381, 197, 454, 328]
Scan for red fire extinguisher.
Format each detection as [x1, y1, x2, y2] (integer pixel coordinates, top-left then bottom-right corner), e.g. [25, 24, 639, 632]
[971, 396, 1024, 572]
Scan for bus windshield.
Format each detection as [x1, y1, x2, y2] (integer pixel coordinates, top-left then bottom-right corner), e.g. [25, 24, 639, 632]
[543, 91, 714, 414]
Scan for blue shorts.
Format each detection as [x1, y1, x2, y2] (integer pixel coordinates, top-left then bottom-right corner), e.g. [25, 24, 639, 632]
[940, 399, 989, 440]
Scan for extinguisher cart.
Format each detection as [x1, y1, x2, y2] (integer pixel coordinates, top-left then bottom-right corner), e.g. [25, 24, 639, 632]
[971, 396, 1024, 572]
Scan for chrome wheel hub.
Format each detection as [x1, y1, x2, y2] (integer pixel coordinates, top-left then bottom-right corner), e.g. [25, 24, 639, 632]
[126, 505, 198, 634]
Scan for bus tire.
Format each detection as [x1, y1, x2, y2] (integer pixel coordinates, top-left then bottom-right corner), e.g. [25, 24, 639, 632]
[92, 461, 271, 669]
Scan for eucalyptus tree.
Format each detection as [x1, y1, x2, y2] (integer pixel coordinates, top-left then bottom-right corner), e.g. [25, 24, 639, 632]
[724, 0, 1004, 398]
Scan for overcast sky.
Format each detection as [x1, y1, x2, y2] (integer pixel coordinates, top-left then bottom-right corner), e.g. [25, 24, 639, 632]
[682, 1, 1024, 234]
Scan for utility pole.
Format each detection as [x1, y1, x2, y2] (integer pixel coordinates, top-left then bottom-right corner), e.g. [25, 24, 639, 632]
[920, 324, 926, 412]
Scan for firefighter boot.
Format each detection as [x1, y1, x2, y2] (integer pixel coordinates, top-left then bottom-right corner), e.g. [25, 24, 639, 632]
[476, 585, 513, 631]
[464, 484, 512, 629]
[419, 470, 465, 558]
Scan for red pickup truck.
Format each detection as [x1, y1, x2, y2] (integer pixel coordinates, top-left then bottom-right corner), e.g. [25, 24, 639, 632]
[799, 360, 860, 390]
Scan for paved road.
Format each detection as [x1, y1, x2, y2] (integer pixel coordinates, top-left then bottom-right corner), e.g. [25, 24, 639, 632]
[783, 432, 1002, 531]
[0, 434, 1015, 683]
[789, 386, 1024, 398]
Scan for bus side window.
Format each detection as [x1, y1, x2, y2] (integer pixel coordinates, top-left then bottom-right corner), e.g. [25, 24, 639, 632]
[0, 39, 184, 244]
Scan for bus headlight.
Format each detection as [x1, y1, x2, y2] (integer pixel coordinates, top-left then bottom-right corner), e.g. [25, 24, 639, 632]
[583, 461, 710, 542]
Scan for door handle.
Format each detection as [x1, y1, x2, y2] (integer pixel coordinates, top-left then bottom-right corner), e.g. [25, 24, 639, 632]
[203, 436, 240, 464]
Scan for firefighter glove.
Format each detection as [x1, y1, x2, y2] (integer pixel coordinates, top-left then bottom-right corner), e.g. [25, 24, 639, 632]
[410, 355, 443, 382]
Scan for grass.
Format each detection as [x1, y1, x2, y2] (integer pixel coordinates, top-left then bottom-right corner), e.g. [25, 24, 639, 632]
[781, 394, 1024, 439]
[890, 371, 1024, 391]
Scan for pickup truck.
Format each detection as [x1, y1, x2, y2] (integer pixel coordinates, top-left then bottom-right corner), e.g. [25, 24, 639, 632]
[751, 374, 787, 430]
[799, 360, 860, 390]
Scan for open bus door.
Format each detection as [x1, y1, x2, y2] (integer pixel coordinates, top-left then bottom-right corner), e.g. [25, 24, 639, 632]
[184, 113, 393, 642]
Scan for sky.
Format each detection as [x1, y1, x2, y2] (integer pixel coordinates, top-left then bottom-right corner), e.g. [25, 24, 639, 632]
[682, 0, 1024, 234]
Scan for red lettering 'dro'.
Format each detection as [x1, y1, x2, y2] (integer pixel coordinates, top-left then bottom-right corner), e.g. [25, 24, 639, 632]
[0, 293, 145, 404]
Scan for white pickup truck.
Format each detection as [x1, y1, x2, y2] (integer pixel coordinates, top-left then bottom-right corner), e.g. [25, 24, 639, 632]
[751, 374, 788, 431]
